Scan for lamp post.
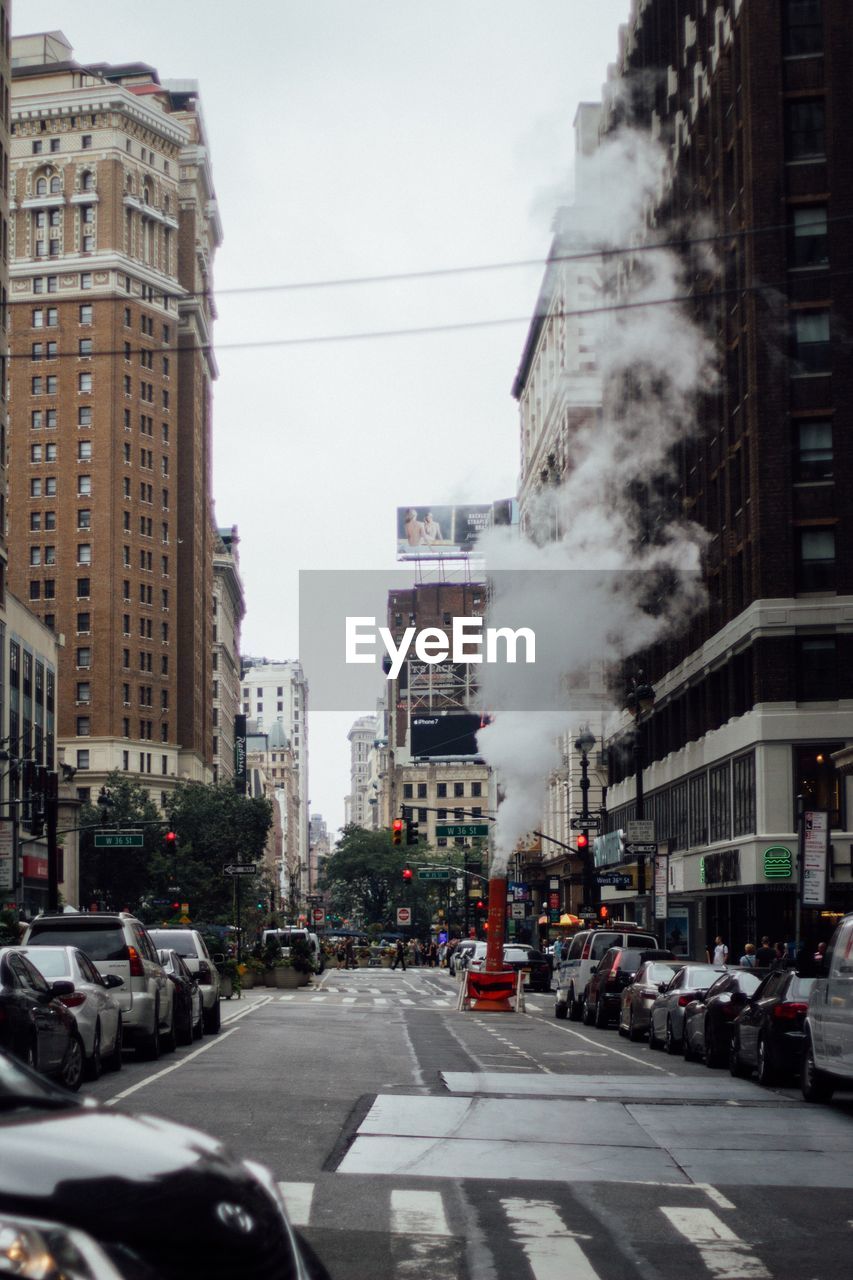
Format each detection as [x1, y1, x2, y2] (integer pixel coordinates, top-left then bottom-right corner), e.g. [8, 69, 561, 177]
[574, 728, 596, 910]
[625, 677, 656, 900]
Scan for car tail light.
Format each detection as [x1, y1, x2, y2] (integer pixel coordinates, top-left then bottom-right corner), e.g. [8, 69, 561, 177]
[580, 938, 593, 960]
[197, 960, 212, 984]
[60, 992, 87, 1009]
[772, 1001, 809, 1021]
[127, 945, 144, 978]
[677, 995, 693, 1007]
[605, 955, 622, 986]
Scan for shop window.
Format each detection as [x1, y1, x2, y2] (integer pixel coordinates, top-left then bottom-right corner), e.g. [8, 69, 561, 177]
[794, 742, 843, 828]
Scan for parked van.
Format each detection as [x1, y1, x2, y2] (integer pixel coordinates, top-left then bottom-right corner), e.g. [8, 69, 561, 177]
[555, 924, 659, 1021]
[802, 913, 853, 1102]
[261, 928, 325, 974]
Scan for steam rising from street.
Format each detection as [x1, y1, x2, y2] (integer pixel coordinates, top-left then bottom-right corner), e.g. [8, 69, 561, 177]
[477, 128, 717, 873]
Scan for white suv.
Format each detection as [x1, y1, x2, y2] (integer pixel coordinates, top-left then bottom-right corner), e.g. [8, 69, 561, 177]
[802, 912, 853, 1102]
[23, 912, 174, 1060]
[148, 928, 222, 1034]
[555, 926, 659, 1021]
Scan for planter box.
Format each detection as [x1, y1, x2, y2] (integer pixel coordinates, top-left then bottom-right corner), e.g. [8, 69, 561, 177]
[241, 972, 255, 990]
[380, 957, 393, 968]
[274, 967, 302, 989]
[263, 970, 277, 987]
[357, 958, 370, 968]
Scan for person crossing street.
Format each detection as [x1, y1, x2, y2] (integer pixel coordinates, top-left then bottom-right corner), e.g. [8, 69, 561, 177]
[391, 938, 407, 971]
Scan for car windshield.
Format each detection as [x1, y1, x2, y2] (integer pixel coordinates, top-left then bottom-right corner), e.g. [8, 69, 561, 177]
[646, 963, 680, 984]
[684, 965, 724, 986]
[789, 976, 816, 999]
[150, 930, 195, 957]
[27, 922, 126, 961]
[22, 948, 70, 978]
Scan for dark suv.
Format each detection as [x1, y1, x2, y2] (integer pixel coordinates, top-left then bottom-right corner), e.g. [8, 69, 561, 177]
[582, 947, 675, 1028]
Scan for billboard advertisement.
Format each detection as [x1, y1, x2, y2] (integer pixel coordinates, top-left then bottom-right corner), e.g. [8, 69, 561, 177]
[396, 501, 515, 560]
[410, 712, 482, 759]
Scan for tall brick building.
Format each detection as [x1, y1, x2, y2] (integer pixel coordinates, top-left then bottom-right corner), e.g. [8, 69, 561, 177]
[595, 0, 853, 953]
[7, 32, 221, 803]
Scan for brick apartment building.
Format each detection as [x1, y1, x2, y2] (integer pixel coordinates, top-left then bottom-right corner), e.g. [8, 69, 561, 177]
[7, 32, 221, 804]
[594, 0, 853, 955]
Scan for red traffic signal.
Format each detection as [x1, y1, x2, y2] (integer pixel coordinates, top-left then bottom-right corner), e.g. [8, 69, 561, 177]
[165, 830, 177, 847]
[476, 900, 485, 911]
[392, 819, 403, 846]
[598, 904, 610, 922]
[576, 832, 589, 851]
[403, 867, 413, 882]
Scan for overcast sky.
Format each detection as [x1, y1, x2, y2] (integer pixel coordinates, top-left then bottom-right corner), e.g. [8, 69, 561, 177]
[17, 0, 631, 834]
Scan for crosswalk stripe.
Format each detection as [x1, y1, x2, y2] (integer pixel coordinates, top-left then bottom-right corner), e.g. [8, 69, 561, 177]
[278, 994, 295, 1001]
[343, 997, 356, 1004]
[277, 1181, 314, 1227]
[390, 1189, 450, 1237]
[310, 997, 327, 1003]
[660, 1207, 770, 1279]
[502, 1198, 600, 1280]
[374, 998, 388, 1005]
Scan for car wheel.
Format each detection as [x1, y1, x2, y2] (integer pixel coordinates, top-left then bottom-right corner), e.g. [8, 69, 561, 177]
[729, 1032, 750, 1079]
[554, 999, 568, 1020]
[582, 992, 595, 1026]
[203, 998, 221, 1035]
[756, 1033, 777, 1087]
[594, 996, 609, 1029]
[648, 1017, 662, 1050]
[627, 1008, 642, 1043]
[59, 1033, 84, 1092]
[106, 1017, 123, 1072]
[136, 1001, 161, 1061]
[704, 1020, 723, 1068]
[568, 988, 582, 1022]
[802, 1036, 834, 1103]
[664, 1015, 681, 1055]
[682, 1024, 697, 1062]
[84, 1021, 103, 1081]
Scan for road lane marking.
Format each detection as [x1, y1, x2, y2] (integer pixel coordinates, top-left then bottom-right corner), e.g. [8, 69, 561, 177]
[374, 998, 388, 1006]
[278, 994, 295, 1001]
[277, 1182, 314, 1227]
[533, 1014, 675, 1073]
[391, 1190, 450, 1237]
[104, 1027, 240, 1104]
[310, 996, 327, 1003]
[660, 1207, 770, 1278]
[343, 997, 357, 1004]
[223, 995, 274, 1023]
[502, 1198, 598, 1280]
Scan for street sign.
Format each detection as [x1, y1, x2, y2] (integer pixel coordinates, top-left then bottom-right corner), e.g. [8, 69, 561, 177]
[434, 823, 490, 838]
[511, 903, 526, 919]
[313, 909, 324, 923]
[396, 906, 412, 926]
[570, 815, 602, 832]
[596, 872, 633, 889]
[223, 863, 258, 876]
[418, 868, 450, 880]
[94, 832, 144, 848]
[626, 820, 655, 844]
[625, 842, 657, 856]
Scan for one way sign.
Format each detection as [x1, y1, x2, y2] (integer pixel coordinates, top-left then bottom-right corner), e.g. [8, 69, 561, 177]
[223, 863, 258, 876]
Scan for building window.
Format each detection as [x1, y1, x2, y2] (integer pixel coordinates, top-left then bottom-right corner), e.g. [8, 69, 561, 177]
[76, 750, 90, 769]
[453, 782, 464, 797]
[29, 581, 40, 600]
[417, 783, 427, 799]
[29, 547, 41, 567]
[77, 577, 90, 598]
[44, 546, 56, 565]
[79, 304, 92, 325]
[795, 742, 843, 828]
[709, 762, 731, 844]
[80, 273, 92, 290]
[471, 782, 482, 797]
[798, 636, 837, 700]
[77, 612, 91, 633]
[81, 134, 93, 149]
[78, 441, 92, 461]
[77, 509, 91, 530]
[78, 475, 92, 495]
[77, 544, 92, 565]
[76, 648, 91, 668]
[797, 527, 835, 591]
[31, 409, 43, 430]
[795, 419, 833, 483]
[76, 682, 91, 704]
[789, 206, 828, 269]
[43, 579, 55, 599]
[30, 513, 41, 532]
[45, 478, 57, 496]
[45, 512, 56, 530]
[30, 479, 42, 497]
[78, 406, 93, 426]
[783, 0, 823, 56]
[437, 782, 447, 798]
[76, 717, 91, 737]
[792, 310, 830, 374]
[78, 339, 93, 358]
[78, 372, 93, 393]
[732, 752, 756, 838]
[785, 99, 825, 161]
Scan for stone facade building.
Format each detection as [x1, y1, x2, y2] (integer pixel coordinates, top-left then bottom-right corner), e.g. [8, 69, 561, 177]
[212, 525, 244, 784]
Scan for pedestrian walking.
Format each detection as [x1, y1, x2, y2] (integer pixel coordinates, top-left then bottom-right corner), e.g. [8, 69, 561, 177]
[739, 943, 756, 967]
[755, 936, 774, 967]
[344, 937, 356, 970]
[707, 935, 728, 965]
[391, 938, 406, 971]
[771, 941, 787, 969]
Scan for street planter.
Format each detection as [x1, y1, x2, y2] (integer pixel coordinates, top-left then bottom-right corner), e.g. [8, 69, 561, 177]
[220, 975, 234, 999]
[241, 971, 255, 990]
[380, 957, 393, 968]
[263, 970, 277, 987]
[274, 967, 302, 989]
[357, 957, 370, 968]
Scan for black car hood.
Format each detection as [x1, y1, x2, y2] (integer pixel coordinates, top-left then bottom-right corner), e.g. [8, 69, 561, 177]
[0, 1106, 304, 1279]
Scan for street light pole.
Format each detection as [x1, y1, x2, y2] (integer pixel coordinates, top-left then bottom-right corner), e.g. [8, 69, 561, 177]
[626, 677, 656, 907]
[574, 729, 596, 910]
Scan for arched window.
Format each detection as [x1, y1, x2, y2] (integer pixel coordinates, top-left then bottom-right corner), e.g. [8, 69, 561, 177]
[142, 182, 151, 205]
[35, 178, 47, 195]
[82, 170, 95, 192]
[163, 195, 170, 214]
[49, 176, 61, 194]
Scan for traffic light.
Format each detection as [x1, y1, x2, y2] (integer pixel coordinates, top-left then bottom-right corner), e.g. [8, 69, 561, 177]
[576, 832, 589, 854]
[403, 866, 413, 883]
[598, 904, 610, 923]
[405, 818, 419, 846]
[165, 829, 177, 850]
[392, 818, 403, 846]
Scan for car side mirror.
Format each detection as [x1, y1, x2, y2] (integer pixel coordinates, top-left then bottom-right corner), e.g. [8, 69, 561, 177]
[103, 973, 124, 989]
[590, 964, 598, 974]
[50, 980, 75, 998]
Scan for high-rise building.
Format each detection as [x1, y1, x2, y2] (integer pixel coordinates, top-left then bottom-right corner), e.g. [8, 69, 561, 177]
[241, 659, 309, 892]
[345, 713, 375, 828]
[594, 0, 853, 951]
[212, 525, 245, 784]
[7, 33, 221, 805]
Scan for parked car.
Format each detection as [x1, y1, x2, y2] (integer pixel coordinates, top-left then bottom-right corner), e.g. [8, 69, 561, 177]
[730, 970, 816, 1084]
[582, 947, 676, 1028]
[0, 1046, 330, 1280]
[467, 942, 552, 991]
[158, 949, 204, 1045]
[648, 963, 725, 1053]
[555, 926, 659, 1020]
[449, 940, 477, 975]
[21, 944, 124, 1079]
[0, 947, 84, 1091]
[683, 967, 766, 1066]
[802, 912, 853, 1102]
[618, 959, 685, 1041]
[149, 927, 222, 1034]
[23, 912, 175, 1060]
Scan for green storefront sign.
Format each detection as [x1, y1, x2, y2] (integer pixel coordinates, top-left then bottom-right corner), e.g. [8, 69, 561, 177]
[763, 845, 793, 880]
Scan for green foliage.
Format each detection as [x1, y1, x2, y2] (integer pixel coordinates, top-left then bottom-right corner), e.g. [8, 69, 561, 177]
[0, 909, 21, 946]
[289, 936, 314, 974]
[78, 773, 273, 921]
[321, 824, 430, 929]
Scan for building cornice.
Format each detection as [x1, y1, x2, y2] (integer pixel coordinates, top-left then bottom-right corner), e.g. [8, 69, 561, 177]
[12, 83, 190, 148]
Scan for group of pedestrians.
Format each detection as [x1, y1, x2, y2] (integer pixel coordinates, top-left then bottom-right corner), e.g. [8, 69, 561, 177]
[707, 934, 826, 970]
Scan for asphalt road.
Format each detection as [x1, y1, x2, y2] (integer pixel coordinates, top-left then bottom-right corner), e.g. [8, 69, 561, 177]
[86, 967, 853, 1280]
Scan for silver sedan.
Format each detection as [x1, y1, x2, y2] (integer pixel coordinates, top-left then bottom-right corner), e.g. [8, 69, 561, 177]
[22, 945, 123, 1080]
